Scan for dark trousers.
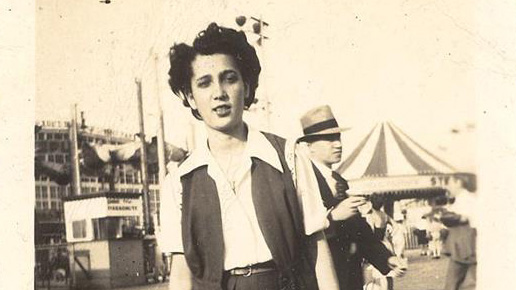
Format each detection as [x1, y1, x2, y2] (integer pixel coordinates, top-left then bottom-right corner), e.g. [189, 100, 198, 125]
[444, 260, 476, 290]
[327, 237, 363, 290]
[222, 270, 280, 290]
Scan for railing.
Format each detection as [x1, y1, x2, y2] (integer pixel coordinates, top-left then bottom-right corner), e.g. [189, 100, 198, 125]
[35, 243, 71, 290]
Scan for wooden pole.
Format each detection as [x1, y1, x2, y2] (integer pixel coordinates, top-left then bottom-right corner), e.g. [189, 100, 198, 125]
[154, 55, 167, 217]
[136, 79, 152, 234]
[69, 104, 81, 196]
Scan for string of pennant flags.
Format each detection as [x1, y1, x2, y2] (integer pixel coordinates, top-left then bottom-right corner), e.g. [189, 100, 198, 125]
[34, 125, 188, 186]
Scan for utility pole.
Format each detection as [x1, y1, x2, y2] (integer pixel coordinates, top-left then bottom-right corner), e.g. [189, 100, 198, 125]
[136, 79, 152, 234]
[68, 104, 81, 289]
[235, 15, 271, 130]
[154, 54, 168, 195]
[69, 104, 81, 196]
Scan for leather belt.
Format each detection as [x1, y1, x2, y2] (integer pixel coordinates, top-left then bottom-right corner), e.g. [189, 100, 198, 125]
[227, 261, 276, 277]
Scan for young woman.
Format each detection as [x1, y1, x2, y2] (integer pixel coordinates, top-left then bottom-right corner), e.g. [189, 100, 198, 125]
[161, 23, 318, 290]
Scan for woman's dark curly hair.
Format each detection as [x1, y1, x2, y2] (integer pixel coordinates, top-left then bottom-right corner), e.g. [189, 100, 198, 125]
[168, 22, 261, 120]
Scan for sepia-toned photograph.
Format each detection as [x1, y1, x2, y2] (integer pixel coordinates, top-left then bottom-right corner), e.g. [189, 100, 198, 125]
[2, 0, 516, 289]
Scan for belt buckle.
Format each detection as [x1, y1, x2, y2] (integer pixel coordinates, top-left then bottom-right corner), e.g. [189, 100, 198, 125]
[243, 265, 253, 277]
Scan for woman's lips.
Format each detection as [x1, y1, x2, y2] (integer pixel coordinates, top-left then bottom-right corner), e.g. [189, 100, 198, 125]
[213, 104, 231, 117]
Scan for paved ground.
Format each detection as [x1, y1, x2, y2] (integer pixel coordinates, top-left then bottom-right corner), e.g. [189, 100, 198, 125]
[38, 249, 450, 290]
[114, 249, 450, 290]
[394, 249, 448, 290]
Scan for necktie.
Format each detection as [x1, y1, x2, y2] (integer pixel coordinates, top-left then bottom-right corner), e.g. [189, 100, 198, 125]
[332, 171, 349, 200]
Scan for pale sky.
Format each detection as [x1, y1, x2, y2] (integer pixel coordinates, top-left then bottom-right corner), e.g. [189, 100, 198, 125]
[35, 0, 505, 173]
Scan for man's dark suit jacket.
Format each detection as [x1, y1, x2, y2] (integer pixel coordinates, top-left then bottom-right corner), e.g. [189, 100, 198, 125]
[312, 164, 393, 290]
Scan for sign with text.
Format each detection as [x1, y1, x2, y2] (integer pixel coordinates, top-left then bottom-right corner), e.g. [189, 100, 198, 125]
[347, 174, 453, 194]
[106, 197, 142, 217]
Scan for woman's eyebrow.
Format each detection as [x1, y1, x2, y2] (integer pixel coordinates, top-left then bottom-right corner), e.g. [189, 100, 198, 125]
[195, 75, 211, 82]
[220, 69, 238, 77]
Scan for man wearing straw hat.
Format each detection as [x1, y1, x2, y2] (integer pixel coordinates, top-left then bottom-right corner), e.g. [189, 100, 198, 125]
[297, 105, 406, 290]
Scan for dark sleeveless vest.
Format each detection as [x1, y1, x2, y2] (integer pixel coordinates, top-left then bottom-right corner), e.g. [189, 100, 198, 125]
[180, 132, 318, 290]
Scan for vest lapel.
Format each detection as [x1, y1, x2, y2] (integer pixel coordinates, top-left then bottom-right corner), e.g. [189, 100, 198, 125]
[251, 159, 297, 269]
[182, 168, 225, 289]
[312, 164, 340, 209]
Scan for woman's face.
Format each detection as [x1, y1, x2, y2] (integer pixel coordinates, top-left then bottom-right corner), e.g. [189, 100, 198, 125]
[187, 53, 248, 134]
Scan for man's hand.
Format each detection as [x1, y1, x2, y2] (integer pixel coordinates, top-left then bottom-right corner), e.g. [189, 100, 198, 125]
[329, 196, 366, 221]
[387, 256, 407, 277]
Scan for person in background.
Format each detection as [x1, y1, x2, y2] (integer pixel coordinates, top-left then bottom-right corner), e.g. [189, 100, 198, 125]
[441, 175, 478, 290]
[425, 196, 448, 259]
[364, 196, 406, 290]
[160, 23, 319, 290]
[414, 213, 430, 256]
[427, 213, 445, 259]
[297, 105, 406, 290]
[391, 210, 407, 260]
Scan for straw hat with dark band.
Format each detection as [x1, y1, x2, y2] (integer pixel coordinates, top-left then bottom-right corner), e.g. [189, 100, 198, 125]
[298, 105, 350, 141]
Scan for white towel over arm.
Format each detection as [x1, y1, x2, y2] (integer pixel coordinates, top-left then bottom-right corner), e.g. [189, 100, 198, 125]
[285, 140, 339, 290]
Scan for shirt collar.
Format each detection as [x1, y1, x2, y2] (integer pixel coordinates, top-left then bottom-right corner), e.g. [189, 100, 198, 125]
[178, 126, 283, 177]
[311, 159, 334, 180]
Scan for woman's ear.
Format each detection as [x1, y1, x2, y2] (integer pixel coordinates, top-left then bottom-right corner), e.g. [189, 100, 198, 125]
[243, 83, 250, 103]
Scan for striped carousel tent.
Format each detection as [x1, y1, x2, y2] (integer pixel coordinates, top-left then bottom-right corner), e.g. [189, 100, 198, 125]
[337, 122, 459, 200]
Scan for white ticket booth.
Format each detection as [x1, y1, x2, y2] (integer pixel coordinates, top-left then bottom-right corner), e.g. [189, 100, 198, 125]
[63, 192, 146, 289]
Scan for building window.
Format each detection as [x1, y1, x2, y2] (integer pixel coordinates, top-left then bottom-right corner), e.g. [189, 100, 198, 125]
[49, 142, 60, 151]
[35, 142, 46, 153]
[72, 220, 87, 239]
[41, 186, 48, 198]
[119, 174, 125, 184]
[48, 155, 55, 162]
[38, 133, 45, 140]
[36, 186, 42, 199]
[81, 176, 96, 183]
[50, 201, 58, 209]
[42, 202, 49, 209]
[54, 133, 63, 140]
[50, 186, 58, 198]
[150, 174, 159, 184]
[64, 133, 69, 139]
[47, 133, 54, 140]
[82, 187, 90, 194]
[55, 155, 64, 164]
[36, 201, 44, 209]
[125, 173, 134, 184]
[58, 186, 66, 198]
